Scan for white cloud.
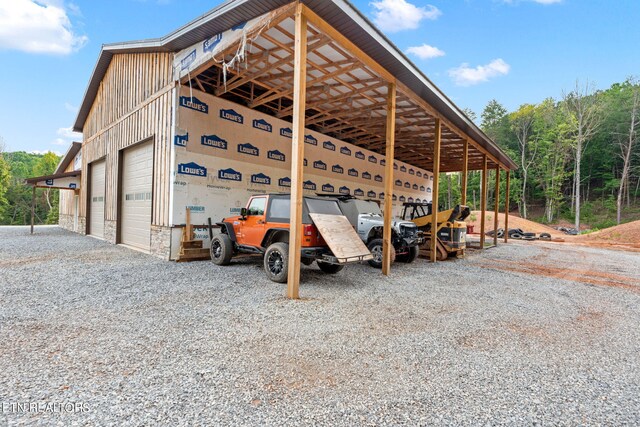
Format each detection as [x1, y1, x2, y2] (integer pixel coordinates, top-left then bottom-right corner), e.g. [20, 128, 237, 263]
[406, 44, 445, 60]
[52, 126, 82, 147]
[0, 0, 88, 55]
[64, 102, 78, 113]
[370, 0, 441, 33]
[448, 59, 511, 86]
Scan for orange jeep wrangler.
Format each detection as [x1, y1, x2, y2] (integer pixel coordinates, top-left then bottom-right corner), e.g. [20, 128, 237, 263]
[210, 194, 352, 282]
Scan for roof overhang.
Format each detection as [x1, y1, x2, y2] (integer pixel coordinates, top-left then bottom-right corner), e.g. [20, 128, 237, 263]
[72, 0, 517, 171]
[55, 141, 82, 174]
[25, 171, 82, 190]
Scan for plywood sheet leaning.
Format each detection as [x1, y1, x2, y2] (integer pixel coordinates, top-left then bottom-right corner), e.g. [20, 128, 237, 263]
[309, 213, 373, 263]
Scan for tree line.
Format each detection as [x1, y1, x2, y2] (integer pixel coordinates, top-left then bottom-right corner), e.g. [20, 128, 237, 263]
[0, 141, 60, 226]
[441, 78, 640, 230]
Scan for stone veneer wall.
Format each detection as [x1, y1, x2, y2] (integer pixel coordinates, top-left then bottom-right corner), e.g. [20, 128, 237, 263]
[104, 220, 117, 244]
[58, 214, 75, 232]
[150, 225, 172, 260]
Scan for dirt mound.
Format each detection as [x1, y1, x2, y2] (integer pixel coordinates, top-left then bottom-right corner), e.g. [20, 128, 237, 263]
[571, 220, 640, 249]
[466, 211, 558, 236]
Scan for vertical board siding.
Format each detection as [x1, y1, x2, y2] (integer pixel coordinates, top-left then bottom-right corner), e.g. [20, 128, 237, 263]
[80, 52, 175, 228]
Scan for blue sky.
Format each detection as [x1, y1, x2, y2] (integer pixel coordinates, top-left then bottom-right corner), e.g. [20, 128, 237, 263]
[0, 0, 638, 154]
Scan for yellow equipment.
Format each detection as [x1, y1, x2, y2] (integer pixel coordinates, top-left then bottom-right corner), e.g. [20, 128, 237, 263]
[400, 202, 470, 260]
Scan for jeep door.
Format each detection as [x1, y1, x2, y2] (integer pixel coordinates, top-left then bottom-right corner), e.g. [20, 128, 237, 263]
[238, 196, 267, 247]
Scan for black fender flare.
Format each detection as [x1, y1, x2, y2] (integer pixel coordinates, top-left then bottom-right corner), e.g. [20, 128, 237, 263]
[261, 228, 290, 248]
[217, 222, 237, 242]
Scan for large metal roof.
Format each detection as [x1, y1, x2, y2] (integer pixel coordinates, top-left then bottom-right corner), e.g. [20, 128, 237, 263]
[73, 0, 517, 170]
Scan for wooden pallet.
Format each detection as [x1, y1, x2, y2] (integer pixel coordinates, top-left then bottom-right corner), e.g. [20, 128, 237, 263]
[177, 208, 210, 262]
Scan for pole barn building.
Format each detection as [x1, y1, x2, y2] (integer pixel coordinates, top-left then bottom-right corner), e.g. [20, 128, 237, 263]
[53, 0, 516, 292]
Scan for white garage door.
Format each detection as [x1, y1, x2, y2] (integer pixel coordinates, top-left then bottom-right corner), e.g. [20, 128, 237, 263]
[89, 160, 105, 238]
[121, 141, 153, 250]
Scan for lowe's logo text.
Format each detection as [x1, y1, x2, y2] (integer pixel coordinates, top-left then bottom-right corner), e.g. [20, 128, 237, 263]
[305, 135, 318, 145]
[267, 150, 285, 162]
[201, 135, 227, 150]
[313, 160, 327, 170]
[354, 189, 365, 197]
[339, 186, 350, 195]
[253, 119, 272, 133]
[238, 143, 259, 156]
[251, 173, 271, 185]
[218, 168, 242, 181]
[181, 50, 196, 70]
[279, 177, 291, 187]
[355, 151, 365, 160]
[280, 127, 293, 138]
[303, 181, 316, 191]
[178, 162, 207, 177]
[45, 179, 54, 185]
[220, 109, 244, 124]
[340, 146, 351, 156]
[323, 141, 336, 151]
[174, 133, 188, 147]
[69, 183, 77, 189]
[180, 96, 208, 114]
[322, 184, 334, 193]
[348, 168, 358, 177]
[203, 34, 222, 53]
[332, 165, 344, 174]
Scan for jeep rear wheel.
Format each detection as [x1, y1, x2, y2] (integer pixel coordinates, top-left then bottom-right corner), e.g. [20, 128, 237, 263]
[317, 261, 344, 274]
[367, 238, 395, 268]
[396, 245, 419, 263]
[264, 242, 289, 283]
[210, 234, 233, 266]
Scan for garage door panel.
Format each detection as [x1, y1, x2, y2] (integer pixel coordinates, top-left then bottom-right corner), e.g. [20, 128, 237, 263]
[90, 160, 105, 238]
[121, 141, 153, 250]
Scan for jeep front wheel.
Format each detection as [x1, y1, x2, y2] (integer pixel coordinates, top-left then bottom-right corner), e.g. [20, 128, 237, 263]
[264, 242, 289, 283]
[367, 238, 395, 268]
[210, 234, 233, 265]
[317, 261, 344, 274]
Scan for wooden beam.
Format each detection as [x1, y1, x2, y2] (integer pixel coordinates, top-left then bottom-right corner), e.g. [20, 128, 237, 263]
[300, 4, 395, 83]
[494, 166, 500, 247]
[382, 82, 397, 276]
[504, 170, 510, 243]
[430, 118, 441, 262]
[30, 186, 36, 234]
[480, 155, 487, 249]
[461, 139, 469, 206]
[287, 5, 307, 300]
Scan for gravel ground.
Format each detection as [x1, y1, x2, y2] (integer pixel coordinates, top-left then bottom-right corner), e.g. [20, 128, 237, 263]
[1, 226, 639, 426]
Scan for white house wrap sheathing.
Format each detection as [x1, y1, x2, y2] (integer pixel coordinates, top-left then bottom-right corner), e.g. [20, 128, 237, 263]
[170, 87, 434, 259]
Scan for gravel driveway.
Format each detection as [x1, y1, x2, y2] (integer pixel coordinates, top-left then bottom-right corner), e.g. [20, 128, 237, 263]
[1, 226, 639, 426]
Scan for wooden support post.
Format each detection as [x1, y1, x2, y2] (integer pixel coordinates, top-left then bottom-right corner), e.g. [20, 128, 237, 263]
[286, 5, 307, 300]
[504, 170, 511, 243]
[479, 155, 487, 249]
[382, 82, 396, 276]
[493, 166, 500, 247]
[461, 139, 469, 206]
[30, 186, 36, 235]
[430, 118, 441, 262]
